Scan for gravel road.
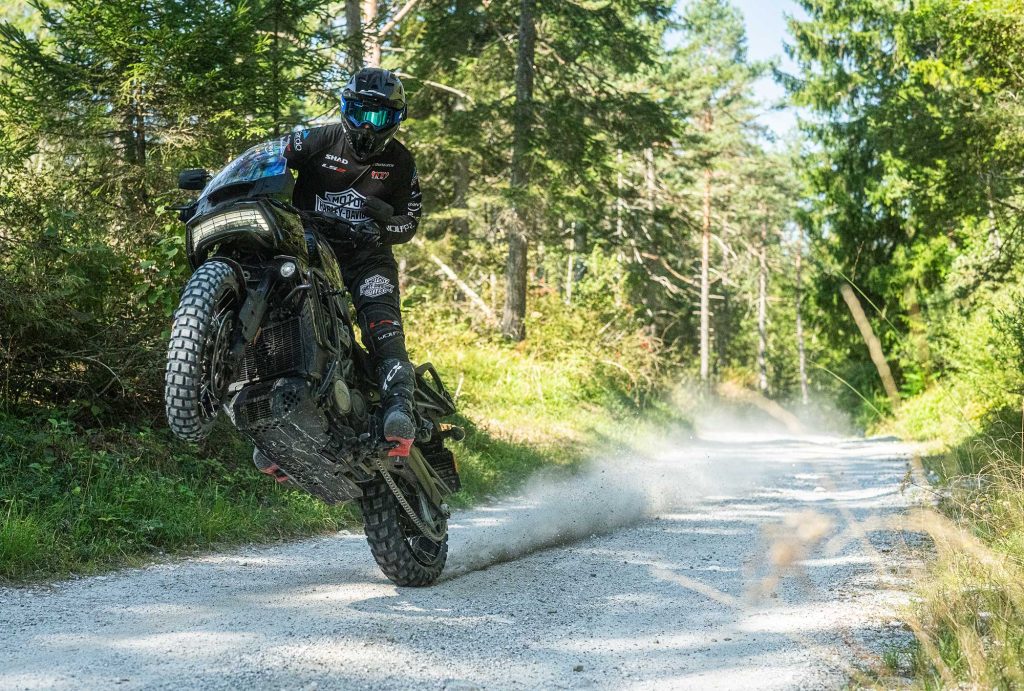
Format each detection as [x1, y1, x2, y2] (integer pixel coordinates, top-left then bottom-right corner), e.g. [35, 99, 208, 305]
[1, 431, 924, 690]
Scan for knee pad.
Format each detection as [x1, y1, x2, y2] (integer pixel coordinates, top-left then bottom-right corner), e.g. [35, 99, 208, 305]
[358, 304, 408, 361]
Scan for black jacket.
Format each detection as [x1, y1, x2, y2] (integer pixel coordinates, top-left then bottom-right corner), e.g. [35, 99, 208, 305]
[281, 124, 421, 245]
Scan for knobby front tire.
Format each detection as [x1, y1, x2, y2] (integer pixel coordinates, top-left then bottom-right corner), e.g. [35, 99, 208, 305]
[164, 260, 240, 442]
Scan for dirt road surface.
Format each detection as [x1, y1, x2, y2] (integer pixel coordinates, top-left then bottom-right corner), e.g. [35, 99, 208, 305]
[1, 432, 923, 690]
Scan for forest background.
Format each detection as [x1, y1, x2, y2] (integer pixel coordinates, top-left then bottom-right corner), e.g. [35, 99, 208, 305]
[2, 0, 1024, 684]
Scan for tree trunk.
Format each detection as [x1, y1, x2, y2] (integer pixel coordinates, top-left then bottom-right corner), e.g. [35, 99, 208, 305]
[502, 229, 528, 339]
[615, 148, 624, 239]
[501, 0, 535, 341]
[840, 283, 900, 410]
[757, 216, 768, 393]
[795, 235, 809, 406]
[125, 86, 146, 167]
[345, 0, 362, 70]
[565, 251, 574, 305]
[121, 112, 136, 165]
[699, 165, 712, 385]
[644, 147, 656, 213]
[134, 106, 146, 167]
[452, 140, 469, 240]
[362, 0, 380, 67]
[574, 221, 587, 255]
[565, 220, 580, 305]
[271, 0, 282, 136]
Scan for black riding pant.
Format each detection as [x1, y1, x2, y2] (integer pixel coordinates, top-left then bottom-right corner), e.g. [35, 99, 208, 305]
[334, 247, 409, 368]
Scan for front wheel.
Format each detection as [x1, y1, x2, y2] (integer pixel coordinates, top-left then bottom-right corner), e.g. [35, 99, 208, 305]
[360, 474, 449, 586]
[165, 260, 241, 442]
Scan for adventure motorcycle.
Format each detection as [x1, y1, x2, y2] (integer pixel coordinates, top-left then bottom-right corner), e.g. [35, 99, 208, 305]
[164, 140, 463, 586]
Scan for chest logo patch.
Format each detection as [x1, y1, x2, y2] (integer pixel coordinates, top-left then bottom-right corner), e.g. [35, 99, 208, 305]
[359, 274, 395, 298]
[315, 189, 368, 222]
[371, 171, 390, 181]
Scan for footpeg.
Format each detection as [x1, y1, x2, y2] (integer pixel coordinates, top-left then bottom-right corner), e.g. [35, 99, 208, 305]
[386, 436, 414, 458]
[253, 450, 290, 484]
[262, 464, 291, 484]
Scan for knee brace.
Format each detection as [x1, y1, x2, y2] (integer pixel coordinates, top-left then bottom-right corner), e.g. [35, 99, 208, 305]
[358, 303, 408, 362]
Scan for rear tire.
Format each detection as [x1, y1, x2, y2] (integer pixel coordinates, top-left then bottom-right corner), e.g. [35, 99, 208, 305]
[360, 478, 448, 586]
[165, 261, 240, 442]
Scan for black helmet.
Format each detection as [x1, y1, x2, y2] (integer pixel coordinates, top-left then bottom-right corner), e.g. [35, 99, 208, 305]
[340, 68, 407, 161]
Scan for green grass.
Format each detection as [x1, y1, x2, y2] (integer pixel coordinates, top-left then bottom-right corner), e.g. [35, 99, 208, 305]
[0, 413, 355, 581]
[880, 386, 1024, 687]
[867, 287, 1024, 686]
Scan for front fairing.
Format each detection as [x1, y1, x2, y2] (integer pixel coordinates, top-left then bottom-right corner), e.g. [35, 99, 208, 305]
[195, 140, 294, 215]
[185, 139, 305, 267]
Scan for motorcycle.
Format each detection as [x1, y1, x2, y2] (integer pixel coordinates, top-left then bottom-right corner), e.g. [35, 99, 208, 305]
[164, 139, 463, 586]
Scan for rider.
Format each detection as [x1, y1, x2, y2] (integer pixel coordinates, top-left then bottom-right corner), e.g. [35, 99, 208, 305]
[281, 67, 421, 457]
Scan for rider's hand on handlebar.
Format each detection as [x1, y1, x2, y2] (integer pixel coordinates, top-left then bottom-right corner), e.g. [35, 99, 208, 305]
[311, 210, 381, 249]
[344, 220, 381, 249]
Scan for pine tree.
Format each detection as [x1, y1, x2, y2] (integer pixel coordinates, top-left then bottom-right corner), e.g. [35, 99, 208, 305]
[400, 0, 673, 340]
[668, 0, 765, 385]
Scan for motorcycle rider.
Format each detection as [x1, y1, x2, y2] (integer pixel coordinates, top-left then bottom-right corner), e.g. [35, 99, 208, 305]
[279, 67, 422, 457]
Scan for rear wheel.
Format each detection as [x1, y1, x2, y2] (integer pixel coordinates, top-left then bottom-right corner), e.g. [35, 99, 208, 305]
[165, 261, 240, 441]
[360, 471, 449, 587]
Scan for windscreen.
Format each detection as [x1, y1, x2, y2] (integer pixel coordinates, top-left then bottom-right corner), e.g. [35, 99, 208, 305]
[201, 140, 288, 200]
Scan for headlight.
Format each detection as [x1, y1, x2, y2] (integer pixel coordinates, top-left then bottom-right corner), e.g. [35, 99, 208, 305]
[190, 206, 272, 248]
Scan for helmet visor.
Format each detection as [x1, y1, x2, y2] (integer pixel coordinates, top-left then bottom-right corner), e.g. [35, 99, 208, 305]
[343, 98, 402, 131]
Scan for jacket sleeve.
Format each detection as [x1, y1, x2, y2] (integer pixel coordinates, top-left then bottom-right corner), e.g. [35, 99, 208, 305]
[380, 161, 421, 245]
[280, 125, 339, 170]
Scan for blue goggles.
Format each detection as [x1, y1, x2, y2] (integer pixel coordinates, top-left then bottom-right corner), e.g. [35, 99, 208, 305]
[342, 97, 403, 131]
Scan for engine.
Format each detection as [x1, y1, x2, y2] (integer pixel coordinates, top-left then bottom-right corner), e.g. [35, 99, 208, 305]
[225, 289, 370, 503]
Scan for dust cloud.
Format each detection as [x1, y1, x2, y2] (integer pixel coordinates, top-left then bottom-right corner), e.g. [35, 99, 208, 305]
[445, 395, 851, 577]
[446, 443, 711, 576]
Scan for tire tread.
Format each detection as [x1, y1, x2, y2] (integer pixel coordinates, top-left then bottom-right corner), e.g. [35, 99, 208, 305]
[164, 261, 238, 442]
[359, 479, 448, 587]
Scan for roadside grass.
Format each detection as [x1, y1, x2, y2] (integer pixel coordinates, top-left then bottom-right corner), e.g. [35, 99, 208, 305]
[879, 394, 1024, 687]
[0, 413, 355, 581]
[1, 287, 684, 583]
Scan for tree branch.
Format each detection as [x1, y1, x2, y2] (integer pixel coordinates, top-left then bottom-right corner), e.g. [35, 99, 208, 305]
[394, 70, 473, 102]
[378, 0, 423, 39]
[429, 254, 497, 324]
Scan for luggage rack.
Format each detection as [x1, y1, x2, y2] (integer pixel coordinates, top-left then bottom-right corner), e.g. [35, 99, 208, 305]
[414, 362, 457, 418]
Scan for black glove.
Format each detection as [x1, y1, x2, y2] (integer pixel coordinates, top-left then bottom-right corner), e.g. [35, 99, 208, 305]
[315, 210, 381, 249]
[363, 196, 394, 225]
[339, 219, 381, 249]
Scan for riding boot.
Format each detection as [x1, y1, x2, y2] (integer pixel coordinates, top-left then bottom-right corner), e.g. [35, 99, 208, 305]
[378, 358, 417, 457]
